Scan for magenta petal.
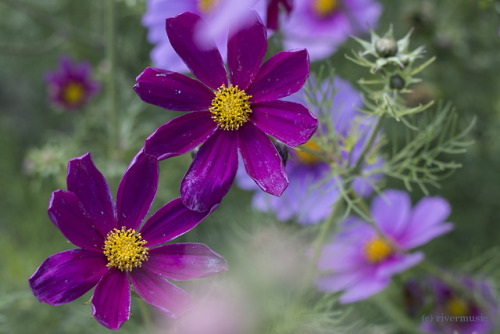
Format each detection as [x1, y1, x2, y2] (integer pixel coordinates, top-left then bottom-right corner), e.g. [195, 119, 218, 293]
[91, 269, 130, 330]
[238, 122, 288, 196]
[140, 198, 214, 247]
[144, 243, 228, 280]
[130, 267, 191, 318]
[29, 249, 108, 306]
[144, 111, 217, 160]
[181, 130, 238, 212]
[116, 150, 158, 231]
[251, 100, 318, 147]
[166, 12, 228, 90]
[48, 190, 104, 250]
[246, 49, 309, 102]
[134, 68, 214, 111]
[227, 11, 267, 90]
[66, 153, 116, 235]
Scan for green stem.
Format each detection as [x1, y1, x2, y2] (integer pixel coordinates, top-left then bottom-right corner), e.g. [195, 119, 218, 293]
[106, 0, 119, 162]
[352, 113, 385, 173]
[371, 294, 420, 333]
[137, 297, 155, 331]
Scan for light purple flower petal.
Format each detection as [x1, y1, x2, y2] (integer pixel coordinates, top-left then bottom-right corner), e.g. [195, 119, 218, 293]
[116, 150, 158, 231]
[377, 252, 424, 278]
[238, 122, 288, 196]
[227, 11, 267, 90]
[130, 267, 191, 318]
[246, 49, 309, 102]
[400, 223, 454, 250]
[372, 190, 411, 238]
[48, 190, 104, 250]
[166, 12, 228, 90]
[91, 269, 130, 330]
[339, 275, 390, 304]
[144, 111, 217, 160]
[66, 153, 116, 236]
[140, 198, 214, 247]
[251, 100, 318, 147]
[144, 243, 228, 280]
[134, 68, 215, 111]
[181, 130, 239, 212]
[29, 249, 108, 306]
[316, 268, 367, 293]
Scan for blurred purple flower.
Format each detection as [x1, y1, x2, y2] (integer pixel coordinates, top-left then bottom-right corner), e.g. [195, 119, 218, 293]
[280, 0, 382, 61]
[266, 0, 293, 30]
[134, 12, 318, 212]
[317, 190, 453, 303]
[45, 56, 99, 111]
[421, 277, 499, 334]
[236, 77, 382, 225]
[142, 0, 267, 72]
[29, 151, 227, 330]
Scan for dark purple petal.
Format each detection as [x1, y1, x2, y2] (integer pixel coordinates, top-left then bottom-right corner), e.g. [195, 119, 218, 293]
[227, 11, 267, 91]
[66, 153, 116, 235]
[91, 269, 130, 330]
[116, 150, 158, 231]
[48, 190, 105, 250]
[181, 130, 238, 212]
[166, 12, 227, 90]
[238, 122, 288, 196]
[246, 49, 309, 102]
[251, 100, 318, 147]
[144, 243, 228, 281]
[29, 249, 108, 306]
[144, 111, 217, 160]
[134, 68, 214, 111]
[140, 198, 214, 247]
[130, 267, 191, 318]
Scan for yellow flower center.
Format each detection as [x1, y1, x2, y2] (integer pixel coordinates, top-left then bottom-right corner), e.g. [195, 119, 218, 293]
[313, 0, 338, 17]
[445, 297, 468, 317]
[364, 237, 392, 263]
[210, 84, 252, 131]
[103, 227, 149, 272]
[62, 82, 85, 105]
[295, 140, 322, 165]
[198, 0, 219, 13]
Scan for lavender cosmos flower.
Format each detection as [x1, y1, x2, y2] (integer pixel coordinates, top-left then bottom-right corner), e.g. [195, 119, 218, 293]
[135, 11, 318, 212]
[29, 151, 228, 329]
[317, 190, 453, 303]
[266, 0, 293, 30]
[421, 277, 499, 334]
[280, 0, 382, 61]
[142, 0, 266, 72]
[237, 77, 381, 225]
[45, 55, 99, 111]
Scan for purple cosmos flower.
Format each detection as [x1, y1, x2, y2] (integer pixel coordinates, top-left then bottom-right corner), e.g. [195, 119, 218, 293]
[236, 77, 382, 225]
[45, 55, 100, 111]
[134, 11, 318, 212]
[28, 150, 228, 329]
[317, 190, 453, 303]
[142, 0, 267, 73]
[266, 0, 293, 30]
[280, 0, 382, 61]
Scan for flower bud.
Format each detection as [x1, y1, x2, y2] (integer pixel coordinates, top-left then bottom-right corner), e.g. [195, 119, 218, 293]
[390, 75, 405, 90]
[375, 37, 398, 58]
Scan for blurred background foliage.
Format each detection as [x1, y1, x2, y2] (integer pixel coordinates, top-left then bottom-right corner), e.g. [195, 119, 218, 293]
[1, 0, 500, 333]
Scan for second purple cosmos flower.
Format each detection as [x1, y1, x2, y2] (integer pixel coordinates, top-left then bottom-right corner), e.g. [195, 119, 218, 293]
[134, 11, 318, 212]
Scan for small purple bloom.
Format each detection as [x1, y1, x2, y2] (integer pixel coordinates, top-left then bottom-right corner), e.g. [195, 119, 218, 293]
[135, 11, 318, 212]
[29, 150, 228, 330]
[266, 0, 293, 30]
[45, 55, 100, 111]
[421, 277, 499, 334]
[280, 0, 382, 61]
[317, 190, 453, 303]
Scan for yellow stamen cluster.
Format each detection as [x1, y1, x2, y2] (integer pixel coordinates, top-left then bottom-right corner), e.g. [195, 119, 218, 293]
[445, 297, 468, 317]
[210, 84, 252, 131]
[103, 227, 149, 272]
[198, 0, 219, 13]
[63, 82, 85, 105]
[313, 0, 338, 17]
[364, 237, 392, 263]
[295, 140, 322, 165]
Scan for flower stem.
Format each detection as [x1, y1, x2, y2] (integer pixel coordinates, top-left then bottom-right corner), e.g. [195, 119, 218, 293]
[137, 297, 155, 331]
[352, 113, 385, 173]
[106, 0, 119, 163]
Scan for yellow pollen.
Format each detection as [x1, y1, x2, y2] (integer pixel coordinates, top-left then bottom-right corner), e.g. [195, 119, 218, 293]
[313, 0, 338, 17]
[210, 84, 252, 131]
[62, 82, 85, 105]
[295, 140, 322, 165]
[103, 227, 149, 272]
[198, 0, 219, 13]
[445, 297, 468, 317]
[364, 237, 392, 263]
